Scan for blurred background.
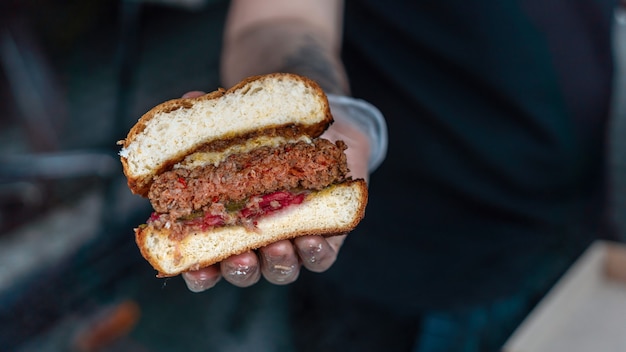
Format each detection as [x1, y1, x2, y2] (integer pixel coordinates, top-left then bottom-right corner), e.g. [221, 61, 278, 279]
[0, 1, 295, 351]
[0, 1, 625, 351]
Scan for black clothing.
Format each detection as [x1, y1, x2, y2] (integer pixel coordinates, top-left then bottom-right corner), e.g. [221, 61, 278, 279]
[290, 0, 618, 350]
[327, 0, 617, 311]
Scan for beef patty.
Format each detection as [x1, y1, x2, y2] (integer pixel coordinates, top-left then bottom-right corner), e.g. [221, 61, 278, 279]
[148, 139, 350, 220]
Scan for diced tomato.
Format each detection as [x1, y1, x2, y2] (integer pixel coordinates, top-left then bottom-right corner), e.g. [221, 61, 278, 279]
[148, 212, 160, 223]
[239, 206, 254, 219]
[201, 214, 225, 230]
[173, 190, 306, 232]
[186, 213, 225, 230]
[240, 191, 305, 219]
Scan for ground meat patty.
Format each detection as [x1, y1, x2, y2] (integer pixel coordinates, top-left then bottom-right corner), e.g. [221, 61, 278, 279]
[148, 138, 349, 219]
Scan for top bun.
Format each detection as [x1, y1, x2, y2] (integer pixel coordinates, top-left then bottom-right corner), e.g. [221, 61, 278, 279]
[119, 73, 333, 196]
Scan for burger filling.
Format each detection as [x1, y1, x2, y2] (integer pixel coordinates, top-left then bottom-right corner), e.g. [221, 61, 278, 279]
[145, 138, 350, 239]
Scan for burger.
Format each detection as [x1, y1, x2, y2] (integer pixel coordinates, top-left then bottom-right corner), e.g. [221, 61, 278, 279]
[118, 73, 367, 277]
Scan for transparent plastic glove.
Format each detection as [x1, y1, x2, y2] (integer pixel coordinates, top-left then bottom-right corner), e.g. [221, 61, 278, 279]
[181, 91, 387, 292]
[326, 94, 387, 175]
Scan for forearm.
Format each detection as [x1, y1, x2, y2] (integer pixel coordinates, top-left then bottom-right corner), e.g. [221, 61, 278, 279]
[220, 1, 386, 178]
[184, 1, 386, 292]
[220, 20, 350, 95]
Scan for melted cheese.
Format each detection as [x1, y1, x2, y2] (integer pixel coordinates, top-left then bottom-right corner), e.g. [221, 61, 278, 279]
[174, 135, 312, 169]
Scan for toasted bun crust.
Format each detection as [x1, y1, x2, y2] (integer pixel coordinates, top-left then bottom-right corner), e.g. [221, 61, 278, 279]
[135, 180, 367, 277]
[119, 73, 333, 196]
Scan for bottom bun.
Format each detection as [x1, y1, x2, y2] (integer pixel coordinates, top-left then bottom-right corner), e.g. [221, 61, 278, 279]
[135, 179, 368, 277]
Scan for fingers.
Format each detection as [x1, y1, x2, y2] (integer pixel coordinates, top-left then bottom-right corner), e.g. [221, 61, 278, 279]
[183, 252, 261, 291]
[220, 251, 262, 287]
[183, 235, 345, 292]
[294, 235, 345, 272]
[182, 90, 205, 98]
[259, 240, 301, 285]
[182, 265, 222, 292]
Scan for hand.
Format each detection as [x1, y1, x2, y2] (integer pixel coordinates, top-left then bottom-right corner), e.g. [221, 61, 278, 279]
[183, 235, 347, 291]
[179, 90, 370, 292]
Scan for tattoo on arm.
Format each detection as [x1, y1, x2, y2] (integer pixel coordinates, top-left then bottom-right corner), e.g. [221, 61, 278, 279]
[280, 34, 348, 95]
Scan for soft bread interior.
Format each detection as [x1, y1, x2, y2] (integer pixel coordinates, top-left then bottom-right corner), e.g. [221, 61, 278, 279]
[120, 74, 331, 194]
[136, 180, 367, 276]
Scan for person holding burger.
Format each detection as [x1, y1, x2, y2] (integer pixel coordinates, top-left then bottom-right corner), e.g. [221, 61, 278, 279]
[171, 1, 618, 351]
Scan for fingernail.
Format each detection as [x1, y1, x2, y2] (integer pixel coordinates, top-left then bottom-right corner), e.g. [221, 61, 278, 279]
[271, 264, 295, 274]
[224, 263, 257, 279]
[264, 253, 291, 272]
[267, 260, 296, 282]
[303, 243, 323, 264]
[184, 275, 220, 293]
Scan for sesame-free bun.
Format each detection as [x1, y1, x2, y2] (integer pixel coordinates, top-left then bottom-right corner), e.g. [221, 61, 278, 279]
[119, 73, 333, 196]
[135, 180, 367, 277]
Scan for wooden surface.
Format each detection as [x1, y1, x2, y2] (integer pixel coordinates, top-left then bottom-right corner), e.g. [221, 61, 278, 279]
[504, 240, 626, 352]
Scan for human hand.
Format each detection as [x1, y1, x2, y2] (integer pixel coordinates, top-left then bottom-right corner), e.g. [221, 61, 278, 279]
[179, 90, 371, 292]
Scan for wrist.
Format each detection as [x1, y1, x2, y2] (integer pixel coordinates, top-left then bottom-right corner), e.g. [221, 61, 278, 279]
[327, 94, 388, 173]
